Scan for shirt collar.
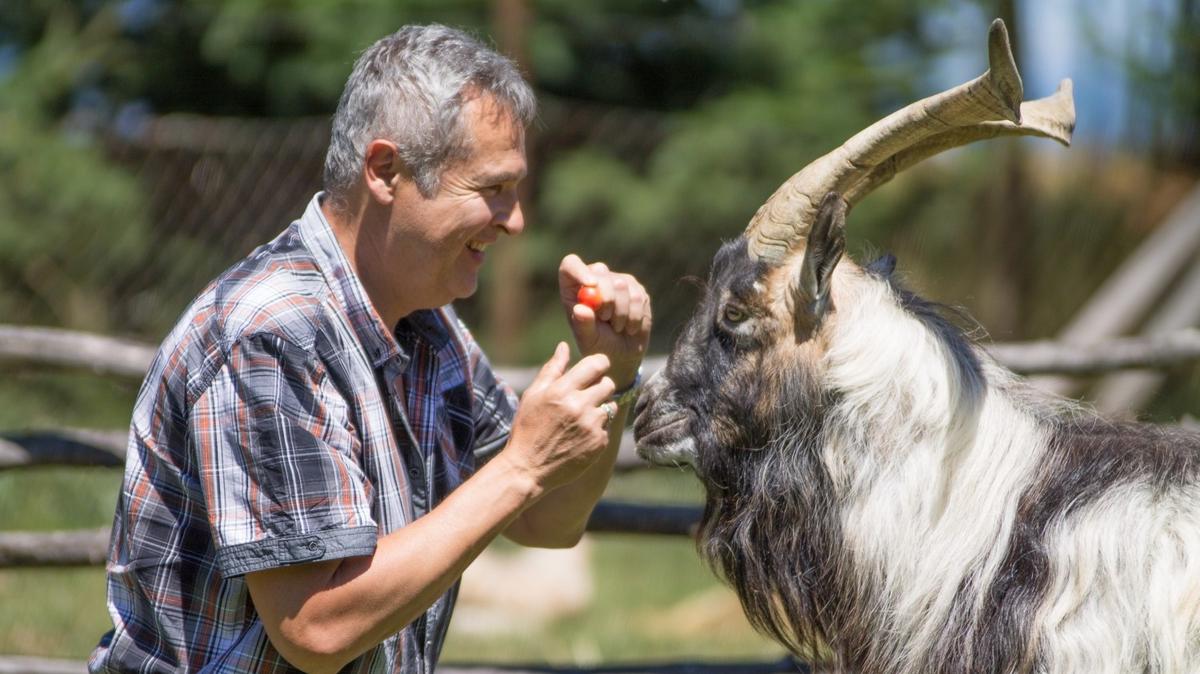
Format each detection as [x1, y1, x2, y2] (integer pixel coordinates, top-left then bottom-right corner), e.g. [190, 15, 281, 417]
[296, 193, 453, 369]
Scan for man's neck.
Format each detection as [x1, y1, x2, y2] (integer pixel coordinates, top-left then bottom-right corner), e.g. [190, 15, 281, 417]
[321, 196, 413, 330]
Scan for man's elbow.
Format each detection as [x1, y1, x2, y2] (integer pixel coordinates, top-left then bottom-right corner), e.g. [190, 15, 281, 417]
[504, 516, 587, 549]
[531, 526, 586, 549]
[270, 618, 360, 674]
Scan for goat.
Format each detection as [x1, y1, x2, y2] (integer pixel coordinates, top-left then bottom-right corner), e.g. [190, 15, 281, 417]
[633, 19, 1200, 674]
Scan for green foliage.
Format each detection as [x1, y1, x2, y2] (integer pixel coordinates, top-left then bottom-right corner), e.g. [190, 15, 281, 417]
[128, 0, 485, 114]
[1099, 0, 1200, 163]
[532, 0, 956, 347]
[0, 6, 150, 331]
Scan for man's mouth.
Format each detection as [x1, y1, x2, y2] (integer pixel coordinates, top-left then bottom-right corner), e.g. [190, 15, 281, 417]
[466, 240, 490, 253]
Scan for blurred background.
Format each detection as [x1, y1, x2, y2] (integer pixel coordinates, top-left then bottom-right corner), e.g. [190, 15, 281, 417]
[0, 0, 1197, 666]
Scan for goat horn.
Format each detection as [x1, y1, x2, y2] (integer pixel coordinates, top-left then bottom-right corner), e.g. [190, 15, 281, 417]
[745, 18, 1076, 263]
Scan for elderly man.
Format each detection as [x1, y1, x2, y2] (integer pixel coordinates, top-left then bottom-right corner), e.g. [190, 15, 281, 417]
[90, 24, 650, 674]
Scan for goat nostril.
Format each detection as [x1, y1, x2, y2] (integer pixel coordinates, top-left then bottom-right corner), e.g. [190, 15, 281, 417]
[633, 391, 654, 419]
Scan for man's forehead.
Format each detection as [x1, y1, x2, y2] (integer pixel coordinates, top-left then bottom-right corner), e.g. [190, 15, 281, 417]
[458, 94, 527, 178]
[462, 90, 525, 134]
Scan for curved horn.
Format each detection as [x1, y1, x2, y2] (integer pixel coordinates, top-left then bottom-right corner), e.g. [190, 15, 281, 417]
[746, 18, 1076, 262]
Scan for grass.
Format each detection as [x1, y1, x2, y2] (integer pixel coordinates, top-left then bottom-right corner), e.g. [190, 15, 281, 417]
[443, 533, 779, 664]
[0, 567, 111, 657]
[0, 466, 122, 657]
[0, 368, 780, 664]
[0, 366, 139, 431]
[0, 368, 131, 657]
[443, 471, 781, 664]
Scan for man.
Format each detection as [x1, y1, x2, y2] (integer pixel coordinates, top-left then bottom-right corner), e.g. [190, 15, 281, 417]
[90, 24, 650, 674]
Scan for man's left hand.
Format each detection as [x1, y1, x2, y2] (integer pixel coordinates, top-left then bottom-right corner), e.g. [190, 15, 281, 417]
[558, 254, 651, 389]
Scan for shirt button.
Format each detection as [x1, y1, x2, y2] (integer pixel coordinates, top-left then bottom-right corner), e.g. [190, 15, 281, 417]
[407, 467, 420, 479]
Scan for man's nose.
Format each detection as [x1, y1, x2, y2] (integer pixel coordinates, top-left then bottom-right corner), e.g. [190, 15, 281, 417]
[496, 197, 525, 236]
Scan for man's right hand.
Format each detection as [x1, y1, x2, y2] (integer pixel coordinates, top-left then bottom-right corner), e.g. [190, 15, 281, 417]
[504, 341, 616, 493]
[246, 342, 612, 671]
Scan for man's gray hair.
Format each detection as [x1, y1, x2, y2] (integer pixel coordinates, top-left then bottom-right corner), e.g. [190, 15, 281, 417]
[323, 24, 536, 204]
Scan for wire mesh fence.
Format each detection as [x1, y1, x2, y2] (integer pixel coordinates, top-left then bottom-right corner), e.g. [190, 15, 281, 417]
[4, 95, 1199, 415]
[62, 97, 670, 347]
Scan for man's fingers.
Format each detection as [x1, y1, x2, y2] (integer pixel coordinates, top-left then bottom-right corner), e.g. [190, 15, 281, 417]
[579, 262, 610, 320]
[559, 254, 595, 289]
[562, 256, 652, 345]
[624, 279, 650, 336]
[590, 279, 615, 322]
[560, 352, 611, 389]
[580, 375, 617, 406]
[531, 342, 570, 389]
[608, 275, 632, 333]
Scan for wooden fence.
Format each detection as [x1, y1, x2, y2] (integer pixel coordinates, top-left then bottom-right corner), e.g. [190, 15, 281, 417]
[2, 324, 1200, 673]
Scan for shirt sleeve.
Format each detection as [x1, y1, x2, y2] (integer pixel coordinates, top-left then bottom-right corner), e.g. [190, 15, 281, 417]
[191, 332, 378, 577]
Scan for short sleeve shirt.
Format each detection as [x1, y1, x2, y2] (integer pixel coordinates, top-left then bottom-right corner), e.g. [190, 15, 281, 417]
[89, 193, 519, 673]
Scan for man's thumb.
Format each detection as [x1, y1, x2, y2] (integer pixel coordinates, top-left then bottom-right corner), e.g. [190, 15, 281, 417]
[571, 303, 599, 348]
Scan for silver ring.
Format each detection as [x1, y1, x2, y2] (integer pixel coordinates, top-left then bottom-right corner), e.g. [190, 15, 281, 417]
[601, 401, 618, 428]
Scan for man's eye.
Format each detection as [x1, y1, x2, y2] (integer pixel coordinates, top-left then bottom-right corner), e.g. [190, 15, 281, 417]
[480, 184, 504, 197]
[723, 305, 748, 323]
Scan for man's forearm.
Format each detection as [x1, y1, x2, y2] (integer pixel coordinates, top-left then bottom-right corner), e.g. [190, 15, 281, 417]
[504, 403, 630, 547]
[246, 453, 543, 673]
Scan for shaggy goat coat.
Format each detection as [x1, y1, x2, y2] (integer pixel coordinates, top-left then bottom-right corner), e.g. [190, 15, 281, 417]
[637, 243, 1200, 674]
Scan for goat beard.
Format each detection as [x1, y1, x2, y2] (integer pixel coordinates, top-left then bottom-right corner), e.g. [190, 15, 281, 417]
[694, 410, 862, 665]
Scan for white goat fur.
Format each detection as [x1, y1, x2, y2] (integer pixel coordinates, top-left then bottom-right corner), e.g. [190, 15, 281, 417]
[821, 264, 1200, 673]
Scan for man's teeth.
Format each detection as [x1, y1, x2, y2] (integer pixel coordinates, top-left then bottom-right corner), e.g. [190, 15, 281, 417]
[466, 240, 488, 253]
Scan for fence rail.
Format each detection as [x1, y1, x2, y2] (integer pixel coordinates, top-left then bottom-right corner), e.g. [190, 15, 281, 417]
[0, 528, 110, 568]
[0, 500, 703, 569]
[4, 325, 1200, 385]
[0, 429, 125, 470]
[987, 328, 1200, 376]
[0, 427, 655, 472]
[0, 326, 154, 379]
[3, 322, 1200, 568]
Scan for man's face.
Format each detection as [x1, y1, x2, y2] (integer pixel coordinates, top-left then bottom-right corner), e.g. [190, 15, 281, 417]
[386, 94, 527, 310]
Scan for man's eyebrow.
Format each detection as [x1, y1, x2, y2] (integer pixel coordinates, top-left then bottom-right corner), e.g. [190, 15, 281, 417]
[474, 168, 527, 184]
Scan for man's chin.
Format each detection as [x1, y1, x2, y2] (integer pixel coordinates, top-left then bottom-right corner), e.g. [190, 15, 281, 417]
[450, 277, 480, 303]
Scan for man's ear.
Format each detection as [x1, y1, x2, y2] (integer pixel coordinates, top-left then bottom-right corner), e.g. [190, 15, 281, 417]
[363, 139, 402, 205]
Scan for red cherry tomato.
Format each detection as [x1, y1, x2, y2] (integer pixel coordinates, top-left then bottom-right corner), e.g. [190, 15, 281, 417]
[576, 285, 603, 310]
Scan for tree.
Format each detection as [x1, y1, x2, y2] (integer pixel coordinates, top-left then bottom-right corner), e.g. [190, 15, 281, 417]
[0, 5, 150, 332]
[531, 0, 957, 353]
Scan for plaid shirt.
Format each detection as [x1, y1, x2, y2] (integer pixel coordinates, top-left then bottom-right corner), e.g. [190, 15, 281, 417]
[90, 194, 519, 673]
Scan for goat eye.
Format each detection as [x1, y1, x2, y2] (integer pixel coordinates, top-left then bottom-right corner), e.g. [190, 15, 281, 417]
[723, 305, 748, 323]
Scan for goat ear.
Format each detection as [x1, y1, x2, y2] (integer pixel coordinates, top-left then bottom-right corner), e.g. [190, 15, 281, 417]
[794, 192, 847, 328]
[867, 253, 897, 277]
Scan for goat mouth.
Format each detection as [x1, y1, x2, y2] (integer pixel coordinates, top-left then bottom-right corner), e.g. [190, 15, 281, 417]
[634, 414, 696, 466]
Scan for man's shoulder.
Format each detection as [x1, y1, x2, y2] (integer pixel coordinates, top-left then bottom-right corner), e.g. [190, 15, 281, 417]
[208, 229, 332, 349]
[155, 226, 341, 390]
